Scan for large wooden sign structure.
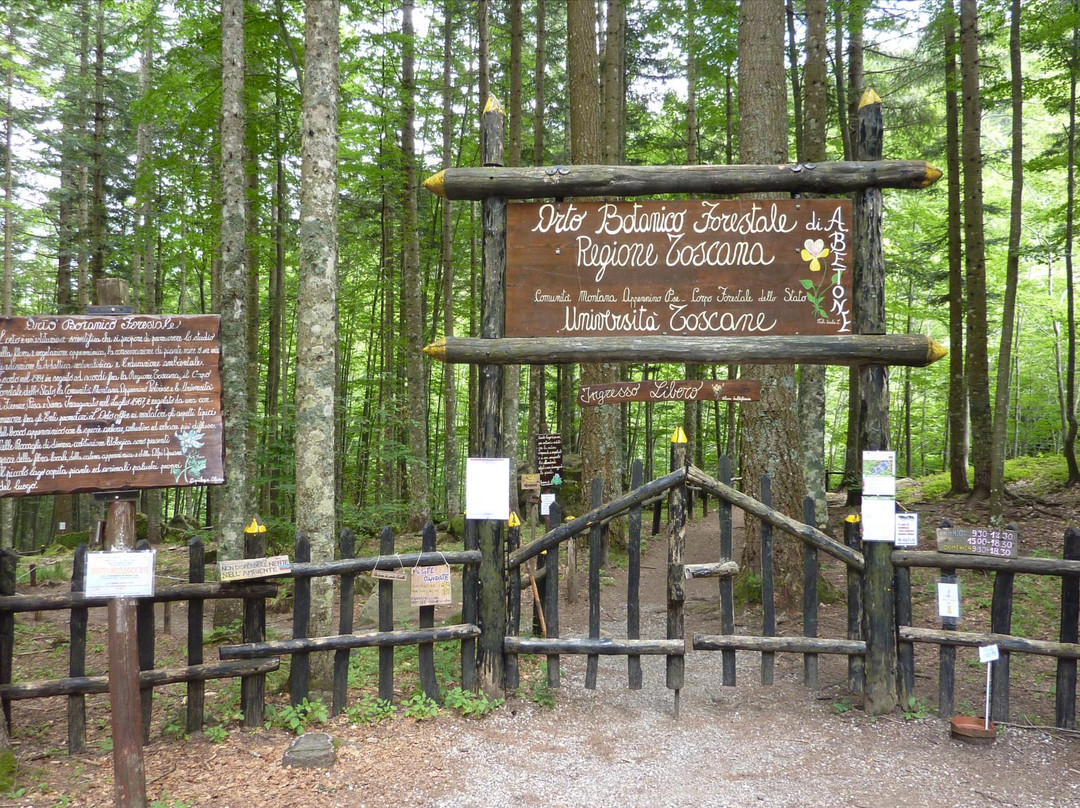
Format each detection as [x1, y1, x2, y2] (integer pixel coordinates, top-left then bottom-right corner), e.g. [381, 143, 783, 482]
[0, 314, 224, 496]
[506, 199, 852, 338]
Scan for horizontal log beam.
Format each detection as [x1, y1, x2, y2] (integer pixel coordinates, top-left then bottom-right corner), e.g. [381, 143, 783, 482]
[0, 658, 280, 700]
[692, 634, 866, 655]
[899, 626, 1080, 660]
[687, 465, 864, 571]
[508, 467, 687, 568]
[0, 582, 278, 613]
[425, 335, 947, 369]
[684, 561, 740, 579]
[504, 637, 685, 656]
[288, 550, 482, 579]
[422, 161, 943, 201]
[892, 550, 1080, 577]
[219, 624, 481, 660]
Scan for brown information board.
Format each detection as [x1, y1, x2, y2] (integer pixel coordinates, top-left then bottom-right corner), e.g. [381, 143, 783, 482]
[578, 379, 761, 407]
[935, 527, 1018, 558]
[506, 199, 852, 338]
[535, 432, 563, 487]
[0, 314, 224, 497]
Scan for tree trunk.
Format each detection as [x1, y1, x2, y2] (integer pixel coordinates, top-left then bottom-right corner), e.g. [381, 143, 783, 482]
[442, 0, 460, 518]
[960, 0, 991, 499]
[1065, 1, 1080, 484]
[737, 0, 806, 604]
[503, 0, 523, 513]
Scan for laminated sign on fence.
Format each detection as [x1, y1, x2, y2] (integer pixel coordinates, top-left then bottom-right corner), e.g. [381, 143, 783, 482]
[411, 565, 452, 606]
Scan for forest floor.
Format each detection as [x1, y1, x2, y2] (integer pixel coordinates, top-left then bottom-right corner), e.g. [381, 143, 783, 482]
[1, 485, 1080, 807]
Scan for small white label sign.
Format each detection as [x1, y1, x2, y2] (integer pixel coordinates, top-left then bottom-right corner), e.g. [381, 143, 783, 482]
[540, 492, 556, 516]
[894, 512, 919, 548]
[411, 565, 452, 606]
[979, 644, 1000, 663]
[937, 581, 961, 620]
[861, 496, 896, 542]
[85, 550, 155, 598]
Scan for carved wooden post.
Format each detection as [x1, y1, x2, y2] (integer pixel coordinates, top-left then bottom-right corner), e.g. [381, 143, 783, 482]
[667, 428, 687, 717]
[855, 89, 897, 716]
[477, 96, 508, 695]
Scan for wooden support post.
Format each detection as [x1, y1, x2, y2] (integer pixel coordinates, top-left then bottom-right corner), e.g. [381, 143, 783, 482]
[545, 502, 561, 689]
[104, 494, 146, 808]
[627, 459, 644, 690]
[418, 521, 441, 703]
[290, 532, 311, 707]
[378, 527, 395, 702]
[241, 520, 267, 726]
[68, 544, 88, 754]
[134, 539, 154, 743]
[667, 429, 687, 715]
[939, 569, 958, 718]
[760, 475, 775, 686]
[476, 96, 508, 697]
[652, 500, 662, 537]
[991, 567, 1014, 723]
[586, 478, 603, 690]
[186, 537, 205, 734]
[461, 520, 479, 691]
[506, 518, 521, 693]
[802, 496, 819, 689]
[1057, 526, 1080, 729]
[333, 528, 356, 716]
[895, 562, 915, 704]
[855, 89, 897, 717]
[718, 456, 736, 687]
[844, 516, 864, 693]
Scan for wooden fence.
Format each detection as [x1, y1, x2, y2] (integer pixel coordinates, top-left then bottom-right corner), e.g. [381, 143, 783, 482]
[0, 521, 480, 751]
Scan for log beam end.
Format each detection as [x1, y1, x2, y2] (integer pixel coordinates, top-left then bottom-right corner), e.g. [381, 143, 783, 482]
[423, 170, 447, 198]
[922, 163, 944, 187]
[859, 88, 883, 108]
[423, 339, 447, 362]
[927, 339, 948, 365]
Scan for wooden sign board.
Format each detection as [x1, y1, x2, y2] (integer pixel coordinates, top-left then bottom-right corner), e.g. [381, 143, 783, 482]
[219, 555, 291, 582]
[506, 199, 852, 338]
[936, 527, 1018, 558]
[520, 473, 541, 491]
[0, 314, 224, 497]
[85, 550, 156, 598]
[535, 432, 563, 486]
[411, 565, 453, 606]
[578, 379, 761, 407]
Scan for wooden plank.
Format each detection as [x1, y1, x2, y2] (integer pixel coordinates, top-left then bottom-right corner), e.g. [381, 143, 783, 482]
[0, 581, 278, 612]
[425, 334, 947, 368]
[895, 564, 914, 704]
[290, 533, 311, 707]
[378, 527, 394, 702]
[1057, 527, 1080, 729]
[506, 520, 521, 693]
[892, 550, 1080, 576]
[135, 539, 154, 743]
[627, 459, 643, 690]
[991, 569, 1014, 722]
[683, 561, 739, 579]
[332, 529, 356, 716]
[288, 550, 481, 579]
[580, 379, 760, 407]
[461, 520, 478, 692]
[0, 548, 14, 729]
[586, 478, 603, 690]
[667, 435, 687, 713]
[844, 516, 864, 693]
[687, 465, 864, 570]
[418, 522, 441, 704]
[422, 160, 944, 201]
[900, 626, 1080, 659]
[219, 624, 482, 658]
[68, 544, 88, 754]
[716, 456, 736, 687]
[760, 475, 775, 686]
[693, 635, 867, 655]
[241, 526, 267, 728]
[802, 497, 819, 689]
[939, 567, 958, 718]
[505, 637, 684, 656]
[185, 537, 205, 735]
[546, 502, 561, 689]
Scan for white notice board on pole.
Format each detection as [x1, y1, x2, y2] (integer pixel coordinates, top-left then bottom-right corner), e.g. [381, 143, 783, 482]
[465, 457, 511, 520]
[85, 551, 156, 598]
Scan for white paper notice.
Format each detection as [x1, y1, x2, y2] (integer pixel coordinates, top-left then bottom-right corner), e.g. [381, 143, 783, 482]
[465, 457, 511, 520]
[894, 512, 919, 548]
[85, 550, 156, 598]
[862, 451, 897, 497]
[540, 492, 556, 516]
[938, 582, 961, 620]
[979, 644, 1000, 663]
[861, 496, 896, 542]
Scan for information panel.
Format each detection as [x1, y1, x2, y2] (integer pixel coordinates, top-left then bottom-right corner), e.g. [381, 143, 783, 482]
[506, 199, 852, 338]
[0, 314, 224, 496]
[936, 527, 1018, 558]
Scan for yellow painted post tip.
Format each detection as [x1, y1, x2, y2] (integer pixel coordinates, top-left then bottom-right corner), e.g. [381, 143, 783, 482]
[924, 163, 944, 186]
[845, 514, 862, 523]
[859, 88, 883, 109]
[508, 512, 521, 528]
[423, 170, 447, 198]
[245, 517, 266, 534]
[423, 339, 447, 361]
[484, 95, 505, 115]
[928, 340, 948, 364]
[671, 426, 688, 444]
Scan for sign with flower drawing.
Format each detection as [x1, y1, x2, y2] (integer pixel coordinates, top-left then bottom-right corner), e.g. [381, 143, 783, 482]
[506, 199, 852, 337]
[0, 314, 224, 496]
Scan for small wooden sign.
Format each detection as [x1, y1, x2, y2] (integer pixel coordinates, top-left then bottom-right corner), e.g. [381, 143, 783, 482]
[536, 432, 563, 486]
[0, 314, 224, 497]
[219, 555, 291, 582]
[578, 379, 760, 407]
[506, 199, 853, 338]
[520, 473, 541, 491]
[371, 568, 407, 581]
[411, 565, 452, 606]
[936, 527, 1018, 558]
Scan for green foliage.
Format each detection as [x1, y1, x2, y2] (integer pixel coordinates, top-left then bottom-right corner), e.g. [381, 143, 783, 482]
[733, 572, 762, 607]
[150, 796, 193, 808]
[204, 725, 228, 744]
[529, 680, 557, 709]
[0, 748, 17, 793]
[264, 698, 329, 735]
[204, 620, 243, 645]
[831, 697, 854, 715]
[902, 696, 934, 721]
[345, 694, 396, 726]
[402, 692, 439, 721]
[444, 687, 504, 719]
